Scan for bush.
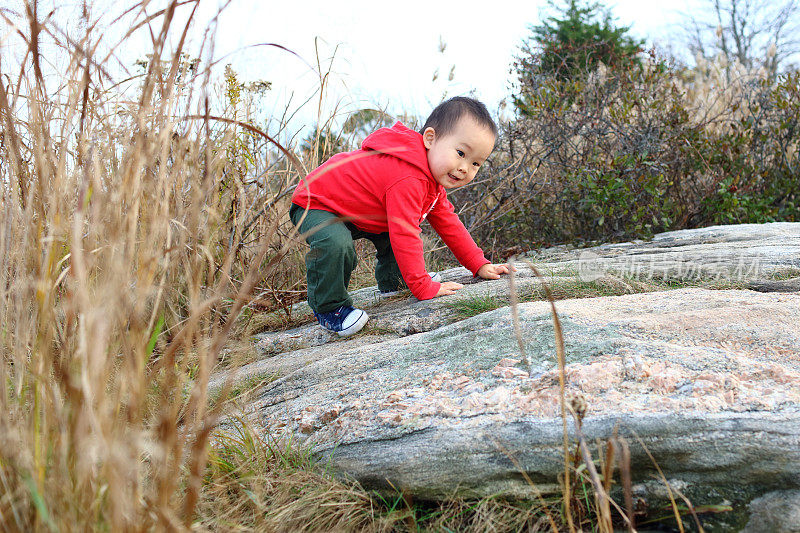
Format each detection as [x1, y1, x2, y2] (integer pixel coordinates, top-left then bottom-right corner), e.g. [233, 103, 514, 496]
[455, 52, 799, 250]
[697, 70, 800, 224]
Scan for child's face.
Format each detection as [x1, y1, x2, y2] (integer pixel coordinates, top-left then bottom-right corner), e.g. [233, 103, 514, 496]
[423, 116, 495, 189]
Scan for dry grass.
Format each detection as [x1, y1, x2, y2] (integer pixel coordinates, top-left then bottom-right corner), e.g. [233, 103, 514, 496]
[196, 419, 386, 532]
[0, 2, 700, 532]
[194, 418, 579, 533]
[0, 1, 304, 529]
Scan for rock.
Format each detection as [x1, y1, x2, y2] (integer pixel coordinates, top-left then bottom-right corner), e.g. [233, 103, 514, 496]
[251, 288, 800, 504]
[538, 222, 800, 283]
[252, 222, 800, 359]
[221, 223, 800, 515]
[743, 490, 800, 533]
[748, 277, 800, 292]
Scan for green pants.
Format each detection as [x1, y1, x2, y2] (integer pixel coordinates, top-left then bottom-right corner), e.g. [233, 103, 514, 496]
[290, 204, 403, 313]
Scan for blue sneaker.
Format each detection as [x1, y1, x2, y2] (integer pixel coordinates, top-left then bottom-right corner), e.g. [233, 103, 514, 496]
[314, 305, 369, 337]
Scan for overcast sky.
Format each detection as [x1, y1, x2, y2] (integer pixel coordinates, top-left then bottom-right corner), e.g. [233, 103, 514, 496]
[184, 0, 701, 133]
[2, 0, 704, 137]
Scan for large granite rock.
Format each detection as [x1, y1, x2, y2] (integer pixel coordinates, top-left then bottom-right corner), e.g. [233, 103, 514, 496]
[224, 223, 800, 526]
[249, 222, 800, 358]
[534, 221, 800, 284]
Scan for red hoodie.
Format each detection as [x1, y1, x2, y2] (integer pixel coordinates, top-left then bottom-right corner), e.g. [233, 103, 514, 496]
[292, 122, 489, 300]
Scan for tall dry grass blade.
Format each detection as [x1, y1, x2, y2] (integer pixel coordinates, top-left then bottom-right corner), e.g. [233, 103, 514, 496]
[182, 417, 216, 527]
[672, 485, 705, 533]
[602, 430, 616, 496]
[24, 1, 45, 88]
[524, 260, 574, 532]
[166, 1, 200, 80]
[567, 406, 636, 532]
[0, 68, 27, 207]
[185, 114, 306, 173]
[110, 0, 198, 52]
[615, 435, 636, 531]
[630, 430, 696, 533]
[507, 257, 531, 375]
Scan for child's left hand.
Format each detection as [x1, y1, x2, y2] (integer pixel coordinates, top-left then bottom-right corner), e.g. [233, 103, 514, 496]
[476, 263, 515, 280]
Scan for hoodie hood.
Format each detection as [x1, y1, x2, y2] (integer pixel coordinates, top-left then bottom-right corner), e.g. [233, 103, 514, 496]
[361, 122, 432, 179]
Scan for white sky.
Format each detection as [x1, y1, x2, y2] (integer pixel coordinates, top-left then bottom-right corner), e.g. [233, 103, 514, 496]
[187, 0, 701, 133]
[2, 0, 704, 138]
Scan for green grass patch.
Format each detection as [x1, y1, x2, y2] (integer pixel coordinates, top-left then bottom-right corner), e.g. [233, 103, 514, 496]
[451, 293, 509, 318]
[450, 273, 750, 321]
[767, 267, 800, 280]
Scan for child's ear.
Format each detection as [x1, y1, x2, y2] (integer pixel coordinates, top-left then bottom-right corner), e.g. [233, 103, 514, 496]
[422, 127, 436, 149]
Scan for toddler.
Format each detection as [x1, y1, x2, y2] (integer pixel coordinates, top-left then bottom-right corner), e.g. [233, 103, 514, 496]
[290, 96, 511, 336]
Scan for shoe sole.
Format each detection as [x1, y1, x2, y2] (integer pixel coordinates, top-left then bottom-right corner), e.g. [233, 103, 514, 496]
[338, 310, 369, 337]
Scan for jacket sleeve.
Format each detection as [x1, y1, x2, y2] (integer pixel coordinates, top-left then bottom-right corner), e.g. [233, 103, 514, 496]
[384, 179, 441, 300]
[426, 193, 489, 275]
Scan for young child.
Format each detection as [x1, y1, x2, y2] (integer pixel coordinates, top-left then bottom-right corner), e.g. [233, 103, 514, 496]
[290, 96, 511, 336]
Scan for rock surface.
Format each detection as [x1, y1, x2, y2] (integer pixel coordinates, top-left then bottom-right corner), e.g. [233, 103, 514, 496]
[223, 223, 800, 526]
[742, 490, 800, 533]
[748, 277, 800, 292]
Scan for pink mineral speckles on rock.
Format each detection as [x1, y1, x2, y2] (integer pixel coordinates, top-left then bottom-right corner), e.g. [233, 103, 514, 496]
[566, 360, 623, 392]
[647, 366, 686, 393]
[485, 386, 512, 407]
[320, 407, 340, 423]
[691, 379, 720, 396]
[464, 392, 486, 410]
[492, 365, 529, 379]
[451, 375, 471, 389]
[386, 391, 403, 403]
[436, 398, 461, 417]
[463, 382, 486, 394]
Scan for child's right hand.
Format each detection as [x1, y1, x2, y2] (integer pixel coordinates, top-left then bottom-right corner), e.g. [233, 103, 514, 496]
[435, 281, 464, 297]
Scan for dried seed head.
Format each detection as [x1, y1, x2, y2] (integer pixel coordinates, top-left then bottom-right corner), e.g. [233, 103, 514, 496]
[567, 391, 588, 421]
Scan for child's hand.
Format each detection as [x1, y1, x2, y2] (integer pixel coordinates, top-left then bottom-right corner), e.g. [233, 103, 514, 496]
[435, 281, 464, 297]
[476, 263, 515, 280]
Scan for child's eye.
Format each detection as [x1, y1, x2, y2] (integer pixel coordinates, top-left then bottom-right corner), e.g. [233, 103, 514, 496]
[473, 162, 481, 167]
[456, 150, 465, 157]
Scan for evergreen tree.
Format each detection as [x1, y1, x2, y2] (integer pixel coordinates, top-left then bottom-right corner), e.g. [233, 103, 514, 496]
[513, 0, 643, 113]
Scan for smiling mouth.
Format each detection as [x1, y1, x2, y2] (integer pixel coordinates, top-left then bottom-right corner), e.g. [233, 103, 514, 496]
[448, 173, 462, 182]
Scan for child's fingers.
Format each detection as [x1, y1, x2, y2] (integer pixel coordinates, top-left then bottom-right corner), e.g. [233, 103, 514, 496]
[497, 264, 516, 273]
[445, 282, 463, 294]
[436, 282, 463, 297]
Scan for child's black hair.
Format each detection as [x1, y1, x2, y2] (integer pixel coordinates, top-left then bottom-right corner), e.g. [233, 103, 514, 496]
[420, 96, 498, 138]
